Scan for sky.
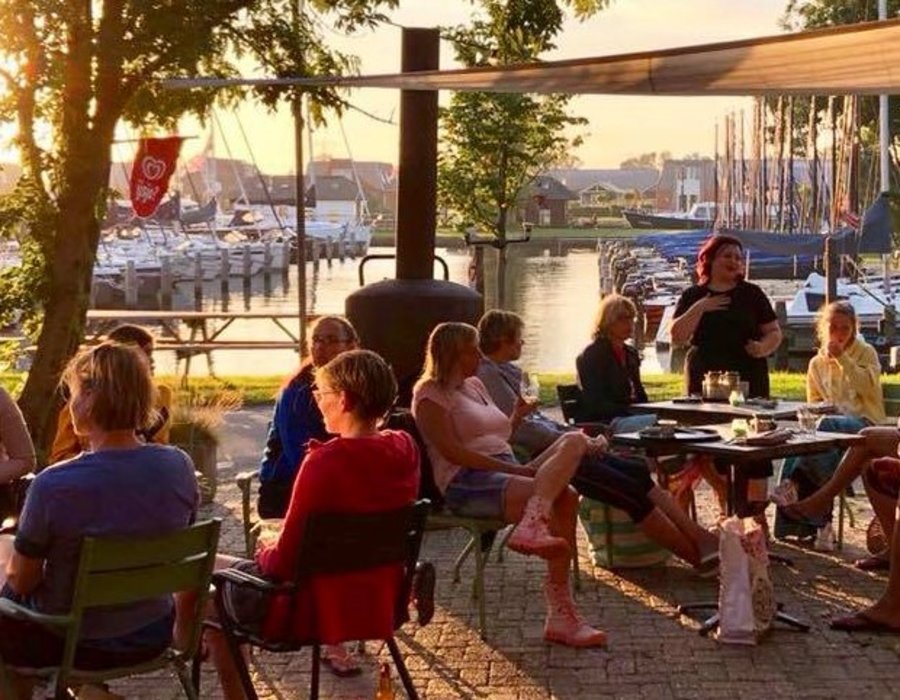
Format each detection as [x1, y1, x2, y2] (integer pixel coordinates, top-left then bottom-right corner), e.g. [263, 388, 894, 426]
[175, 0, 792, 174]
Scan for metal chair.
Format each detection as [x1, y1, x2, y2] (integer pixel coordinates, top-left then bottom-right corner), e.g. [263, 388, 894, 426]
[203, 501, 429, 700]
[0, 519, 221, 700]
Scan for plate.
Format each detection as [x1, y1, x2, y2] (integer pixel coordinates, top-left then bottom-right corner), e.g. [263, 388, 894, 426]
[638, 426, 722, 442]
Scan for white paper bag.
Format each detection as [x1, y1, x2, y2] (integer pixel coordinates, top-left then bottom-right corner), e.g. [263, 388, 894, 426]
[715, 516, 776, 645]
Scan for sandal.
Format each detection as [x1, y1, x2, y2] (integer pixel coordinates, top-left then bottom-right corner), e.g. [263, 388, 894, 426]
[321, 644, 362, 678]
[854, 554, 890, 572]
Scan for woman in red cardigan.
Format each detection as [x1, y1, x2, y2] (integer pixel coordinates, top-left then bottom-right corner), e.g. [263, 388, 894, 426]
[204, 350, 419, 699]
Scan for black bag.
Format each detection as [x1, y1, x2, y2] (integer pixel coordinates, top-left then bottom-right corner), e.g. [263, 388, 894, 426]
[383, 409, 444, 508]
[0, 475, 32, 530]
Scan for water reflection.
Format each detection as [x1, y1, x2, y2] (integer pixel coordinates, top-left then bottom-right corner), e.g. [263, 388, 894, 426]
[141, 244, 665, 377]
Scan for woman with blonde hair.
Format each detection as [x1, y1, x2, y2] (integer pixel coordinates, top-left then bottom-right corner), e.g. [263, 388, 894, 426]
[0, 342, 197, 693]
[777, 300, 884, 546]
[577, 294, 652, 430]
[413, 322, 604, 647]
[0, 387, 35, 522]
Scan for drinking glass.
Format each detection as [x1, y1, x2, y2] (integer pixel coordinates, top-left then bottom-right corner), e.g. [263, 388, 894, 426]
[797, 406, 817, 434]
[520, 372, 540, 401]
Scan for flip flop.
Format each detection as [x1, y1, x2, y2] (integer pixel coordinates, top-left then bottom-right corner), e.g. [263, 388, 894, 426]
[854, 555, 890, 572]
[695, 551, 720, 579]
[830, 611, 900, 634]
[321, 645, 362, 678]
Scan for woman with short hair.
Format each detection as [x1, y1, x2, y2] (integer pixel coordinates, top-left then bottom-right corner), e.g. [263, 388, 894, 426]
[0, 342, 198, 695]
[205, 350, 420, 698]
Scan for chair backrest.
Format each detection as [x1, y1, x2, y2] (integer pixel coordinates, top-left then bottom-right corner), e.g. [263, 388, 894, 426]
[60, 519, 221, 683]
[383, 409, 445, 507]
[297, 500, 429, 627]
[556, 384, 585, 425]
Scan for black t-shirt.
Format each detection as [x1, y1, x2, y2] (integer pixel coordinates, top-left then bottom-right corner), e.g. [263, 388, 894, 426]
[674, 280, 777, 397]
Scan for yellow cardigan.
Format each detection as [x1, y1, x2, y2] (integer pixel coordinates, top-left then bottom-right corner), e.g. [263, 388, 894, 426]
[49, 384, 173, 464]
[806, 337, 885, 424]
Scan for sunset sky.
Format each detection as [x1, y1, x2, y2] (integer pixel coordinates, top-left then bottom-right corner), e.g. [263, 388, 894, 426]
[172, 0, 791, 175]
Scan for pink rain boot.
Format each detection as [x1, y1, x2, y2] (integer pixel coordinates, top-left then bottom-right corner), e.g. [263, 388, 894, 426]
[543, 580, 607, 648]
[506, 496, 570, 558]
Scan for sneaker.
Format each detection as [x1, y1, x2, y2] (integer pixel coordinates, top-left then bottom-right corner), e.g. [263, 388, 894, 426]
[412, 561, 436, 625]
[814, 522, 835, 552]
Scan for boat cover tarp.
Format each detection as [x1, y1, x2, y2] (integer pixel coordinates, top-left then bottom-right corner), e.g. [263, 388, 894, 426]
[859, 193, 893, 254]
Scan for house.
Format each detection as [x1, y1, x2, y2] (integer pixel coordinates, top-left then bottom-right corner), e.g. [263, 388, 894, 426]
[309, 158, 396, 218]
[655, 159, 717, 212]
[548, 168, 659, 209]
[517, 175, 577, 227]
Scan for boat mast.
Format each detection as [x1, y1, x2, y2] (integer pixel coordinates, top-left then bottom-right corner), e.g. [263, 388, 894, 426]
[879, 0, 891, 293]
[293, 0, 308, 354]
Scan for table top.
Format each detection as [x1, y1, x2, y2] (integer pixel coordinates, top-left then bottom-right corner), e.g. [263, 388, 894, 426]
[630, 399, 807, 424]
[86, 310, 304, 321]
[613, 424, 865, 462]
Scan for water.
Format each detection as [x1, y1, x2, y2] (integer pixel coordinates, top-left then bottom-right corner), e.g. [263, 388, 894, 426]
[148, 244, 667, 377]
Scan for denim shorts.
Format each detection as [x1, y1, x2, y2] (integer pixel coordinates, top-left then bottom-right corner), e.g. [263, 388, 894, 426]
[444, 457, 516, 520]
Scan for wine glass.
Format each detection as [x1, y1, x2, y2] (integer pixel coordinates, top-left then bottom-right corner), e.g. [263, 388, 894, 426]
[520, 372, 540, 401]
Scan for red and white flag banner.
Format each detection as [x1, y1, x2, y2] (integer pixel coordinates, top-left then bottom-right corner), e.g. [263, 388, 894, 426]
[129, 136, 184, 217]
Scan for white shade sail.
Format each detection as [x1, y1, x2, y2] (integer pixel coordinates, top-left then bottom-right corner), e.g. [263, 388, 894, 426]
[165, 19, 900, 96]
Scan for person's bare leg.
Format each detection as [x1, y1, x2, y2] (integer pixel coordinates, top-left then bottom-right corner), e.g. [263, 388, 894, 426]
[0, 535, 12, 590]
[530, 433, 588, 502]
[863, 473, 897, 548]
[649, 487, 719, 559]
[546, 487, 579, 583]
[844, 496, 900, 628]
[793, 427, 899, 518]
[637, 509, 701, 565]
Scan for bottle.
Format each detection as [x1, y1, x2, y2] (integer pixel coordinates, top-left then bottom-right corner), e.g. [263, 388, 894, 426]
[375, 662, 395, 700]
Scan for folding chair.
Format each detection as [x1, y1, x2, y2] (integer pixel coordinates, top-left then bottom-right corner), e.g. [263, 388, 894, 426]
[0, 519, 221, 700]
[203, 501, 429, 700]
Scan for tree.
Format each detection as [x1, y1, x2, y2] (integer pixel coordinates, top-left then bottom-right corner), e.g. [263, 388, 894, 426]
[437, 0, 609, 304]
[0, 0, 397, 454]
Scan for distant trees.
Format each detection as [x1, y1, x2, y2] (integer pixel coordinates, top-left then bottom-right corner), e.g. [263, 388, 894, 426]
[437, 0, 610, 304]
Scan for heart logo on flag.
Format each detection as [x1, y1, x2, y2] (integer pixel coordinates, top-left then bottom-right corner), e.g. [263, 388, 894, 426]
[141, 156, 167, 182]
[129, 136, 184, 218]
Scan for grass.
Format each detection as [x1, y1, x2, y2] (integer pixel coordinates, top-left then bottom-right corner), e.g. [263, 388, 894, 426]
[5, 369, 900, 411]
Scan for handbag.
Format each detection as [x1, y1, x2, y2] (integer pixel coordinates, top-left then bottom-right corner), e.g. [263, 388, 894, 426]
[716, 515, 776, 645]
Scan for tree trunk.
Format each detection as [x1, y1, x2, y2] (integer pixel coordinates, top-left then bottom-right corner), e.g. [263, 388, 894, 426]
[18, 137, 108, 460]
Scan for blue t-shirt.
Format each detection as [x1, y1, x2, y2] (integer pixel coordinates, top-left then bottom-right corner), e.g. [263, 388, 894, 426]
[13, 444, 198, 640]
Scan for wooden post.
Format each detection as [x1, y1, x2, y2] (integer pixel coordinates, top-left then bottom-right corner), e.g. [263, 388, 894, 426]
[882, 306, 897, 347]
[263, 241, 273, 275]
[124, 260, 138, 308]
[193, 256, 203, 303]
[242, 244, 252, 279]
[324, 237, 334, 268]
[220, 248, 230, 278]
[311, 238, 320, 271]
[774, 300, 790, 370]
[160, 254, 173, 310]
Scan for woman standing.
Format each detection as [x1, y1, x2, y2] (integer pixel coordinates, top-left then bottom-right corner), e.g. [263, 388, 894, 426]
[257, 316, 358, 518]
[670, 235, 782, 516]
[670, 234, 782, 398]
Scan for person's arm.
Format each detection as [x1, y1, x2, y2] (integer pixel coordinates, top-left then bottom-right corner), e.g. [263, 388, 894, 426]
[150, 384, 173, 445]
[415, 398, 531, 476]
[806, 357, 827, 404]
[745, 320, 782, 358]
[275, 383, 323, 474]
[0, 389, 36, 482]
[836, 343, 882, 398]
[256, 450, 322, 580]
[669, 294, 730, 346]
[5, 552, 43, 596]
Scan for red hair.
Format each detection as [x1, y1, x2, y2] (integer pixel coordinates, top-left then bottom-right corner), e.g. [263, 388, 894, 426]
[695, 234, 743, 284]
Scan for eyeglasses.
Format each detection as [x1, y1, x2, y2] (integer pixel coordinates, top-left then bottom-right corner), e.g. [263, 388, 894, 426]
[312, 334, 348, 345]
[312, 387, 340, 401]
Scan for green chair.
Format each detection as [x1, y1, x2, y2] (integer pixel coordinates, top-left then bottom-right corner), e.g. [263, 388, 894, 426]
[0, 519, 221, 700]
[204, 501, 429, 700]
[236, 470, 260, 557]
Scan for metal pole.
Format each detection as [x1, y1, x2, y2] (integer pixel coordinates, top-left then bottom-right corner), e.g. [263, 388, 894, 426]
[880, 0, 891, 194]
[293, 0, 308, 354]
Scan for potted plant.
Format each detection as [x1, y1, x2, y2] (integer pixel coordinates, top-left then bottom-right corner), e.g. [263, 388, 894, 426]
[169, 389, 243, 504]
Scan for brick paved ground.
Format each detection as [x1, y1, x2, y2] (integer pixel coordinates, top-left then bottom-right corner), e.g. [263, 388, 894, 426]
[104, 407, 900, 699]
